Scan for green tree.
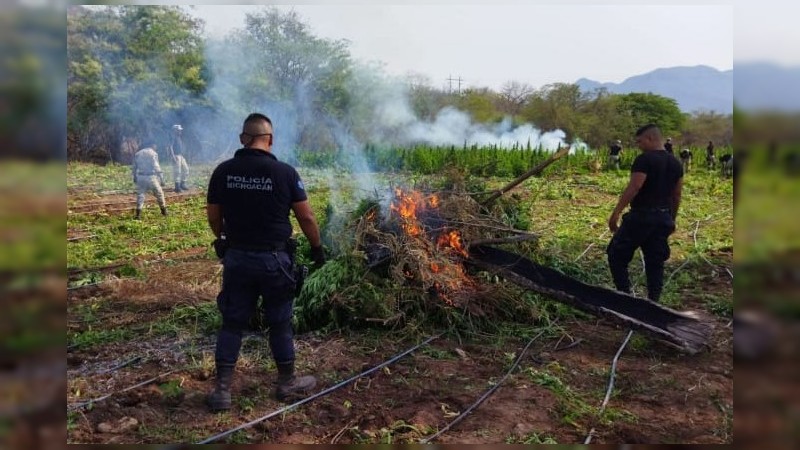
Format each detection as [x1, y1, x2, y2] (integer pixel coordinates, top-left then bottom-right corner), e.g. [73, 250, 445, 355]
[456, 88, 501, 123]
[616, 92, 685, 139]
[67, 5, 207, 162]
[231, 8, 356, 150]
[680, 111, 733, 147]
[497, 80, 534, 118]
[522, 83, 586, 142]
[572, 88, 631, 149]
[406, 72, 449, 122]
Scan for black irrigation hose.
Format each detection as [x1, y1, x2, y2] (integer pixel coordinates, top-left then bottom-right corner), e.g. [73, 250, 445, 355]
[195, 333, 443, 444]
[419, 329, 547, 444]
[554, 338, 584, 352]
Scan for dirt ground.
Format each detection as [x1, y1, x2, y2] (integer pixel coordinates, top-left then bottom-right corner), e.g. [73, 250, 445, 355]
[66, 185, 733, 444]
[67, 190, 196, 216]
[67, 256, 732, 445]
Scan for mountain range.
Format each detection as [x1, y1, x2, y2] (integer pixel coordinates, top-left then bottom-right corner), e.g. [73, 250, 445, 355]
[576, 62, 800, 114]
[576, 65, 733, 114]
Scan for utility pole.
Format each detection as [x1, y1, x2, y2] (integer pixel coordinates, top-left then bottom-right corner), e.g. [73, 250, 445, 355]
[447, 75, 464, 94]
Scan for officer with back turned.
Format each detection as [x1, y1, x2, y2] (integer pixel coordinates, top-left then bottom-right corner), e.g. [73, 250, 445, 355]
[205, 112, 326, 412]
[132, 141, 167, 219]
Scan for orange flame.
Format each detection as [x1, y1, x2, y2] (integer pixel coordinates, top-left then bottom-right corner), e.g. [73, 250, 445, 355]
[389, 188, 474, 307]
[390, 188, 424, 236]
[437, 230, 469, 258]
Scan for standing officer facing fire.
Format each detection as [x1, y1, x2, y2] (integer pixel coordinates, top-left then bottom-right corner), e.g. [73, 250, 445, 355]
[606, 124, 683, 303]
[205, 112, 326, 412]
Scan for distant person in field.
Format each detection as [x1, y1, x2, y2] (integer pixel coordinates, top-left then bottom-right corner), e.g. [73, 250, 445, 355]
[169, 124, 190, 193]
[706, 140, 716, 169]
[679, 148, 693, 172]
[664, 137, 674, 155]
[131, 141, 167, 219]
[607, 124, 683, 302]
[608, 139, 623, 170]
[720, 153, 733, 178]
[205, 112, 326, 412]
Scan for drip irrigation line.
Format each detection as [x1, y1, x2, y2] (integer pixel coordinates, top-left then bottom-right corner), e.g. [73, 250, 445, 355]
[583, 329, 634, 444]
[68, 368, 180, 411]
[196, 333, 443, 444]
[574, 230, 608, 263]
[95, 356, 143, 375]
[553, 338, 583, 352]
[665, 258, 692, 287]
[419, 329, 546, 444]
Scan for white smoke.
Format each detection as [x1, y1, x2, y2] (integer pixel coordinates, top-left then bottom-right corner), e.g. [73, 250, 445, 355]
[364, 82, 584, 152]
[392, 105, 583, 153]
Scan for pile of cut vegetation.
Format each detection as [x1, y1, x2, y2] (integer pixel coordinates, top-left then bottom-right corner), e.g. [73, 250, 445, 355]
[295, 175, 543, 334]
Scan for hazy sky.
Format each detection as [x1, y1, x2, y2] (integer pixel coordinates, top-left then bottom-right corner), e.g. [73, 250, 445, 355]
[184, 3, 734, 91]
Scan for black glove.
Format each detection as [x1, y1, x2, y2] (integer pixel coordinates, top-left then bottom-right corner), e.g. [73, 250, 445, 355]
[212, 236, 228, 259]
[310, 245, 326, 266]
[133, 175, 138, 184]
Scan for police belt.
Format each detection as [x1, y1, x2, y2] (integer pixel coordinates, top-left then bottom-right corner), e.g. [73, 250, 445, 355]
[136, 172, 159, 176]
[228, 241, 288, 252]
[631, 207, 671, 213]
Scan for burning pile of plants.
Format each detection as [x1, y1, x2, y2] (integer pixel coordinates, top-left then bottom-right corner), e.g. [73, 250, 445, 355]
[295, 175, 543, 333]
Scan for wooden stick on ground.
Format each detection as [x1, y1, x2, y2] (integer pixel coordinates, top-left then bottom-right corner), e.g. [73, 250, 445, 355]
[481, 146, 570, 207]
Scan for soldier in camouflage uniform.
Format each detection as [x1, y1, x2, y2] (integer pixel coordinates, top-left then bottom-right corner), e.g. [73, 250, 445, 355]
[132, 142, 168, 219]
[169, 124, 190, 193]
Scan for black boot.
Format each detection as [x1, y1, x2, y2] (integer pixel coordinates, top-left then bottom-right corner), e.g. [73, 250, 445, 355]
[174, 182, 181, 193]
[134, 208, 141, 220]
[207, 364, 234, 412]
[160, 206, 168, 216]
[274, 361, 316, 402]
[180, 181, 188, 192]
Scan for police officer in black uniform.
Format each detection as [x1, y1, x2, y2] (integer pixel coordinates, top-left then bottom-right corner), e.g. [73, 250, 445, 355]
[706, 140, 716, 169]
[664, 137, 674, 155]
[205, 113, 326, 411]
[606, 124, 683, 302]
[608, 139, 623, 170]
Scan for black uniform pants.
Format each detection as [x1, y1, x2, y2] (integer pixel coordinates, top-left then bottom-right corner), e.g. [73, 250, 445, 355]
[606, 209, 674, 302]
[214, 248, 296, 368]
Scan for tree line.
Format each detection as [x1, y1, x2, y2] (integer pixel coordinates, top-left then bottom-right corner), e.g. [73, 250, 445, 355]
[67, 5, 732, 164]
